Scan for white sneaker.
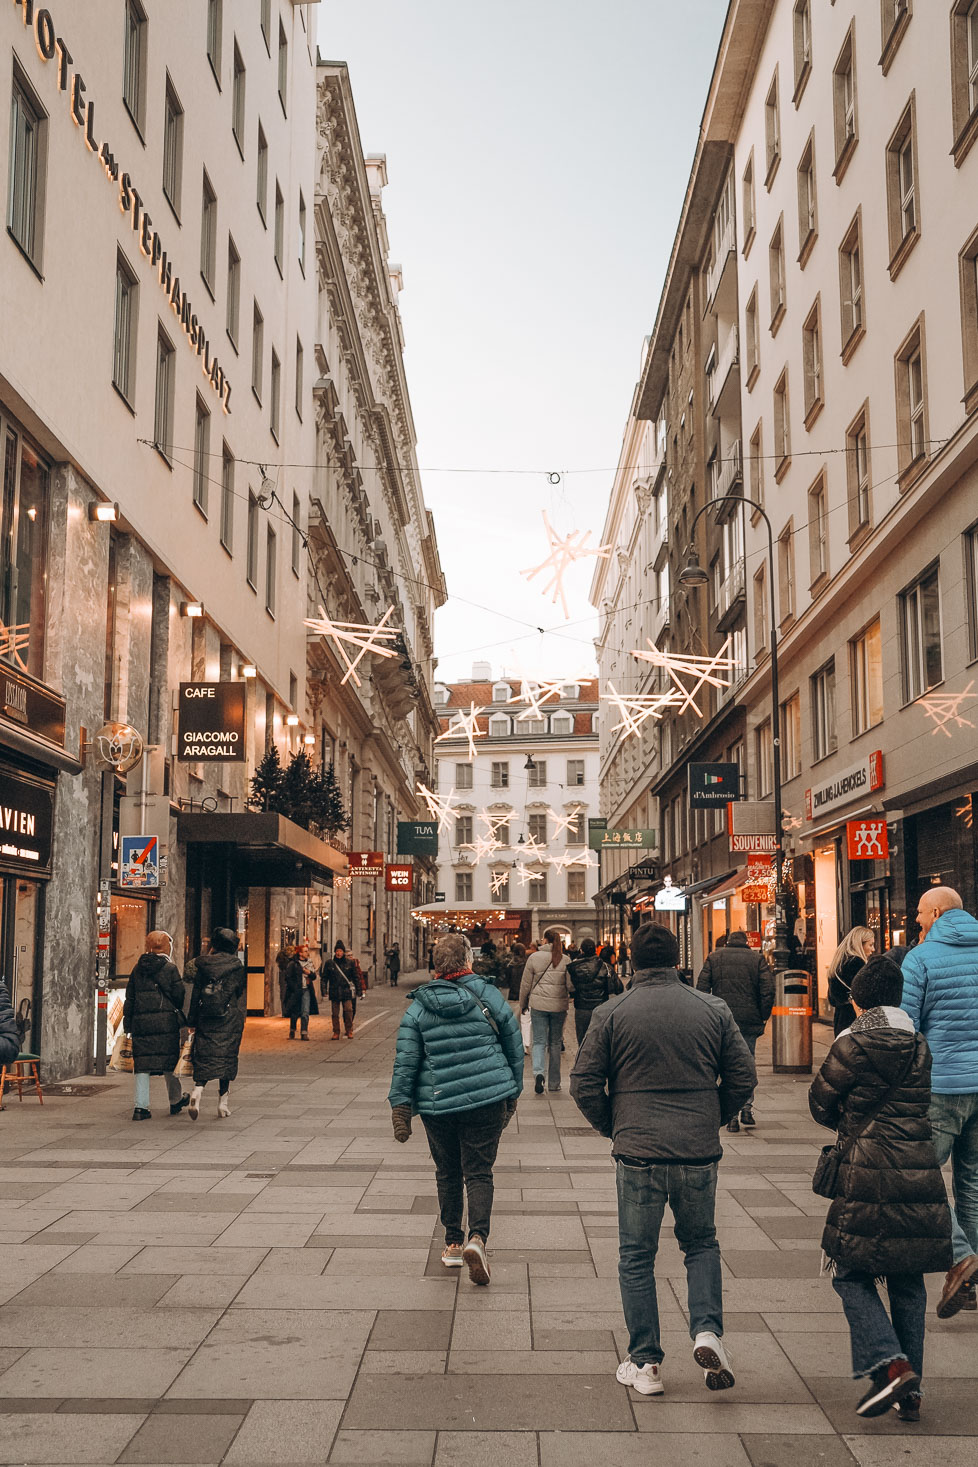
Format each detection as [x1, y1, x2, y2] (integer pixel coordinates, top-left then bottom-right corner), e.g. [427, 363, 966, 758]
[693, 1331, 735, 1390]
[616, 1357, 664, 1395]
[188, 1086, 202, 1121]
[217, 1092, 231, 1119]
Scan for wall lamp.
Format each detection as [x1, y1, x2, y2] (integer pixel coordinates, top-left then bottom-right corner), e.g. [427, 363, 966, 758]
[88, 502, 120, 523]
[239, 663, 257, 679]
[180, 601, 204, 618]
[286, 714, 300, 727]
[303, 733, 316, 746]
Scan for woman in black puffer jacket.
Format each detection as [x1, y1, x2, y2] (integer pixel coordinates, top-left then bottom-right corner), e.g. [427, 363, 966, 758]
[187, 928, 247, 1120]
[567, 939, 617, 1045]
[809, 957, 951, 1422]
[123, 933, 189, 1120]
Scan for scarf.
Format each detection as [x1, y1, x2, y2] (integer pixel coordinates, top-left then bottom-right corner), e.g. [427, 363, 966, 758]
[838, 1005, 916, 1038]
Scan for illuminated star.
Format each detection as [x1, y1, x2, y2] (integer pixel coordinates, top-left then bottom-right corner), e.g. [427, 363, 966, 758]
[521, 512, 612, 619]
[630, 638, 738, 718]
[601, 682, 683, 738]
[507, 677, 566, 720]
[304, 604, 399, 687]
[479, 809, 512, 838]
[435, 702, 486, 760]
[489, 869, 510, 897]
[517, 835, 549, 862]
[463, 833, 503, 862]
[416, 783, 458, 836]
[547, 807, 579, 839]
[920, 681, 977, 738]
[0, 618, 30, 671]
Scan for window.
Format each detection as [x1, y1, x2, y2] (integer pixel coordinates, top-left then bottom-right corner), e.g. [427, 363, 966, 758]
[232, 42, 245, 153]
[260, 0, 271, 51]
[769, 218, 785, 331]
[567, 758, 585, 786]
[846, 403, 872, 537]
[455, 763, 473, 789]
[7, 67, 46, 267]
[781, 694, 802, 780]
[551, 713, 573, 735]
[154, 327, 175, 461]
[960, 225, 978, 409]
[278, 20, 288, 114]
[756, 719, 773, 798]
[749, 421, 764, 509]
[298, 191, 307, 273]
[797, 132, 817, 263]
[193, 397, 210, 515]
[274, 182, 284, 273]
[206, 0, 222, 81]
[951, 1, 978, 163]
[123, 0, 147, 132]
[742, 151, 755, 254]
[881, 1, 912, 75]
[455, 815, 473, 847]
[528, 812, 548, 844]
[808, 472, 828, 585]
[900, 565, 943, 701]
[220, 444, 234, 552]
[568, 869, 586, 904]
[0, 419, 50, 679]
[492, 871, 511, 904]
[966, 524, 978, 661]
[488, 715, 510, 736]
[802, 299, 823, 424]
[528, 871, 548, 904]
[745, 287, 760, 385]
[270, 349, 281, 441]
[252, 302, 264, 401]
[200, 172, 217, 293]
[226, 236, 240, 347]
[455, 871, 473, 903]
[495, 821, 511, 846]
[247, 491, 259, 589]
[778, 522, 795, 624]
[528, 759, 547, 788]
[774, 369, 790, 477]
[895, 318, 927, 483]
[256, 121, 268, 222]
[112, 252, 138, 404]
[521, 717, 545, 735]
[566, 811, 586, 844]
[793, 0, 812, 100]
[812, 660, 838, 761]
[265, 525, 276, 616]
[764, 71, 781, 186]
[832, 26, 858, 178]
[851, 621, 883, 734]
[162, 76, 184, 216]
[291, 491, 301, 574]
[886, 97, 919, 274]
[839, 211, 865, 358]
[491, 761, 509, 789]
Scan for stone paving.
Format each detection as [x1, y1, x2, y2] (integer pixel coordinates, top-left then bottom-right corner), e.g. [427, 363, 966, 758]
[0, 974, 975, 1466]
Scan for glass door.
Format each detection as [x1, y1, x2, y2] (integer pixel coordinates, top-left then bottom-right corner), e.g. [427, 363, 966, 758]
[2, 876, 42, 1052]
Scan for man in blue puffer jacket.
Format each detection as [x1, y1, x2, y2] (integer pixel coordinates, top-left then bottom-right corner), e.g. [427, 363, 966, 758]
[901, 886, 978, 1319]
[389, 931, 523, 1286]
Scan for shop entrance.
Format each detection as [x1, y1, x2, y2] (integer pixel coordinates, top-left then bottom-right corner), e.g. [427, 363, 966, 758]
[1, 875, 43, 1051]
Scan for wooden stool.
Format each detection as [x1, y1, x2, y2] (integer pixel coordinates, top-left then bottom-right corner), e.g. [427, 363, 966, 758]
[0, 1053, 43, 1109]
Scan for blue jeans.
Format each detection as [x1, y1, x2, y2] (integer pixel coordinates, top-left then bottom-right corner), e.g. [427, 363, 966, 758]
[531, 1010, 566, 1090]
[290, 987, 312, 1035]
[929, 1091, 978, 1263]
[615, 1158, 723, 1366]
[133, 1071, 183, 1110]
[832, 1267, 926, 1381]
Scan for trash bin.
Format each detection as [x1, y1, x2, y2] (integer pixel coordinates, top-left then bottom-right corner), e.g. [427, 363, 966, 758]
[771, 968, 813, 1074]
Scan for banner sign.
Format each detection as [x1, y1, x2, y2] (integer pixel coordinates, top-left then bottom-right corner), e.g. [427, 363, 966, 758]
[728, 800, 777, 855]
[806, 751, 884, 820]
[688, 762, 742, 807]
[587, 817, 608, 851]
[600, 827, 657, 849]
[177, 683, 246, 762]
[847, 819, 889, 861]
[730, 832, 779, 854]
[397, 821, 438, 856]
[0, 769, 54, 875]
[385, 862, 414, 891]
[434, 891, 446, 902]
[654, 885, 688, 912]
[1, 666, 66, 747]
[119, 835, 160, 889]
[349, 851, 384, 878]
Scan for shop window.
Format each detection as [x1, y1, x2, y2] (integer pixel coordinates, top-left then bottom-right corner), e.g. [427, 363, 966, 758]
[0, 419, 50, 680]
[851, 619, 884, 733]
[8, 63, 47, 270]
[899, 563, 943, 702]
[455, 762, 473, 789]
[111, 893, 150, 982]
[811, 659, 837, 761]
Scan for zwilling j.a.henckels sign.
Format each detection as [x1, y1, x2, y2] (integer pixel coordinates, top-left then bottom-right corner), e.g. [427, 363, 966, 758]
[806, 752, 884, 821]
[177, 684, 246, 762]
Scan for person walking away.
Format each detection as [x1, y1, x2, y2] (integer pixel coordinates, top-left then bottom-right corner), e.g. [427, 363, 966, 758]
[321, 942, 357, 1039]
[570, 921, 755, 1398]
[520, 929, 571, 1094]
[123, 931, 189, 1121]
[388, 932, 523, 1285]
[809, 957, 951, 1420]
[901, 886, 978, 1319]
[0, 979, 22, 1067]
[428, 944, 435, 973]
[568, 939, 617, 1047]
[386, 943, 402, 987]
[696, 930, 774, 1132]
[283, 941, 319, 1040]
[186, 928, 246, 1120]
[827, 928, 876, 1036]
[506, 943, 527, 1005]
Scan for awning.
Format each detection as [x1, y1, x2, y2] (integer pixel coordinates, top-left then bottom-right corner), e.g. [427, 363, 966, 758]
[486, 918, 522, 931]
[176, 810, 347, 886]
[684, 869, 737, 898]
[0, 724, 82, 775]
[701, 867, 748, 902]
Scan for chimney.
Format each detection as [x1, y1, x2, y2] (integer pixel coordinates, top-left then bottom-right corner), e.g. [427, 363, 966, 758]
[472, 661, 492, 682]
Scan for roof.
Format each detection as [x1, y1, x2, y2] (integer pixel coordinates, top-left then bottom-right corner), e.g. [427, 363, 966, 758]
[438, 678, 599, 708]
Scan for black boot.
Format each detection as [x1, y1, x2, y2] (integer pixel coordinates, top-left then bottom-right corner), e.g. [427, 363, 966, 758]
[132, 1107, 151, 1121]
[740, 1106, 756, 1128]
[170, 1094, 190, 1116]
[726, 1115, 740, 1133]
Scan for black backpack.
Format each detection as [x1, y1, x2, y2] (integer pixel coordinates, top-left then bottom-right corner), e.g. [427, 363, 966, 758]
[198, 976, 232, 1021]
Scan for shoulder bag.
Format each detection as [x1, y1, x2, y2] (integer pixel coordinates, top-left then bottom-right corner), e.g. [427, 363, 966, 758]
[812, 1043, 916, 1198]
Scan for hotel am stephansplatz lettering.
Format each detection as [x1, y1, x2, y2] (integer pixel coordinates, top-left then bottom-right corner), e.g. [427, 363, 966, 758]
[11, 0, 233, 411]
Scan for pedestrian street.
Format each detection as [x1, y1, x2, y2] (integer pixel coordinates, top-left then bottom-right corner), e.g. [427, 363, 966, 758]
[0, 978, 974, 1467]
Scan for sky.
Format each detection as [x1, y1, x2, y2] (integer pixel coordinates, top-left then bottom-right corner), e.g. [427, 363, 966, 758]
[324, 0, 729, 684]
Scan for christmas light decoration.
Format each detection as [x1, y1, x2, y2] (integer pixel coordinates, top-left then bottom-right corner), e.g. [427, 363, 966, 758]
[0, 618, 30, 669]
[522, 512, 611, 619]
[601, 682, 683, 738]
[435, 701, 486, 760]
[630, 638, 738, 718]
[546, 807, 580, 839]
[920, 681, 977, 738]
[479, 810, 513, 838]
[489, 869, 510, 897]
[303, 604, 399, 687]
[416, 782, 458, 836]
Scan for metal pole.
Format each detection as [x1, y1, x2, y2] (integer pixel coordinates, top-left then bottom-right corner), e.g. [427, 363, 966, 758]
[95, 771, 114, 1075]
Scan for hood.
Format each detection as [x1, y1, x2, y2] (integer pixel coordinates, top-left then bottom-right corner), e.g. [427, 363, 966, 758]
[414, 977, 481, 1019]
[840, 1005, 915, 1039]
[133, 952, 169, 977]
[846, 1023, 918, 1083]
[928, 909, 978, 948]
[195, 951, 241, 981]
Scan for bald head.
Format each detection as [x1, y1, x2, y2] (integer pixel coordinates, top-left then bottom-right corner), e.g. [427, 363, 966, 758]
[146, 931, 173, 955]
[916, 887, 963, 938]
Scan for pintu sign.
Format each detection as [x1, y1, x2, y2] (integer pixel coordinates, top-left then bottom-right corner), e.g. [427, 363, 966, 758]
[178, 683, 247, 762]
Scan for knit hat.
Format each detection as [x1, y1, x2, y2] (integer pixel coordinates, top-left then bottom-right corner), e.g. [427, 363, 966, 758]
[630, 921, 679, 969]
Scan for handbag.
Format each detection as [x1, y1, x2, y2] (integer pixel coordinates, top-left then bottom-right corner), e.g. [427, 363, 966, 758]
[174, 1035, 194, 1078]
[520, 1010, 532, 1051]
[109, 1032, 134, 1073]
[812, 1044, 916, 1199]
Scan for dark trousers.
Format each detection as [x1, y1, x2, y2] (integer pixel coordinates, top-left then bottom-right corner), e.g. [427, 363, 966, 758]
[331, 999, 353, 1036]
[421, 1101, 507, 1245]
[574, 1007, 596, 1046]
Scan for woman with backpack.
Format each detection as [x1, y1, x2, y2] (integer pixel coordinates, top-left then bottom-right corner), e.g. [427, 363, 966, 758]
[186, 928, 247, 1120]
[519, 928, 571, 1094]
[321, 941, 358, 1039]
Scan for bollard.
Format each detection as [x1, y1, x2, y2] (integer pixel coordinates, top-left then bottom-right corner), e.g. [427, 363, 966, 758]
[771, 968, 813, 1074]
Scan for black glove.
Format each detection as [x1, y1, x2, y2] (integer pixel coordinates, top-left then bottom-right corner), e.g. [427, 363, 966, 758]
[503, 1097, 518, 1129]
[391, 1104, 413, 1143]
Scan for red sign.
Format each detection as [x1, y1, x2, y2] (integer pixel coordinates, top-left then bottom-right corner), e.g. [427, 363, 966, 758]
[385, 863, 413, 891]
[730, 832, 779, 854]
[745, 932, 762, 949]
[847, 819, 889, 861]
[739, 883, 771, 905]
[349, 851, 384, 878]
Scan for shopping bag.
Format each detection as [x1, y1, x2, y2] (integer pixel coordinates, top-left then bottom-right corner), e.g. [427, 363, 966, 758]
[520, 1010, 532, 1052]
[109, 1033, 134, 1072]
[174, 1035, 194, 1078]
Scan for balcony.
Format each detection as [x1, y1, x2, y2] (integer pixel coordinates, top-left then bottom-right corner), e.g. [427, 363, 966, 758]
[706, 211, 736, 311]
[715, 439, 743, 502]
[715, 559, 746, 632]
[708, 326, 739, 419]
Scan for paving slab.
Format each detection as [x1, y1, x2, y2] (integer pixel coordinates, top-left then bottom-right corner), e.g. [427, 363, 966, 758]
[223, 1400, 345, 1463]
[433, 1431, 537, 1466]
[328, 1429, 436, 1464]
[539, 1432, 752, 1466]
[0, 1347, 190, 1398]
[341, 1372, 635, 1431]
[118, 1411, 244, 1463]
[0, 1411, 145, 1463]
[165, 1309, 373, 1400]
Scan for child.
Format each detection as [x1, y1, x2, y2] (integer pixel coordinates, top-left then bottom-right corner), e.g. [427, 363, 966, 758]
[809, 956, 951, 1421]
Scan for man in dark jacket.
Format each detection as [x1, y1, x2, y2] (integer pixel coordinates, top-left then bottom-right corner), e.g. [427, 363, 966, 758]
[696, 931, 774, 1132]
[568, 938, 616, 1045]
[571, 921, 755, 1399]
[123, 932, 189, 1121]
[0, 980, 20, 1067]
[321, 942, 358, 1039]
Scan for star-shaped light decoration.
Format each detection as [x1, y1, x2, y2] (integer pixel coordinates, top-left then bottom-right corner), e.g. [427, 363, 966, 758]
[516, 834, 549, 862]
[416, 783, 458, 836]
[546, 807, 580, 839]
[479, 810, 512, 838]
[462, 833, 503, 863]
[630, 638, 739, 718]
[601, 682, 683, 738]
[435, 702, 486, 761]
[303, 604, 399, 687]
[507, 677, 566, 721]
[920, 681, 977, 738]
[550, 848, 598, 875]
[489, 869, 511, 897]
[0, 618, 30, 670]
[521, 512, 611, 619]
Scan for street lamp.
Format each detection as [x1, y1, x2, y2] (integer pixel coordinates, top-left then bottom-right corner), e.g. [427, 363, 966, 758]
[678, 494, 790, 974]
[523, 755, 536, 771]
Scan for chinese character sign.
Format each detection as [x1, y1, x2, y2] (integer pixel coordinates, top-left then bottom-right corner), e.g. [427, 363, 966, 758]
[846, 820, 889, 860]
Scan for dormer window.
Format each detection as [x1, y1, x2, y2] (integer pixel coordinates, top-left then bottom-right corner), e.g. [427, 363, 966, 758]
[488, 715, 511, 736]
[492, 681, 510, 703]
[551, 713, 574, 736]
[434, 683, 450, 704]
[561, 683, 579, 700]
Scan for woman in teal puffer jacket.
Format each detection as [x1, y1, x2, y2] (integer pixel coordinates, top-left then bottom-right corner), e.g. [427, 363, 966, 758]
[389, 931, 523, 1286]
